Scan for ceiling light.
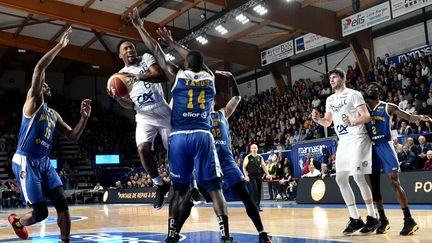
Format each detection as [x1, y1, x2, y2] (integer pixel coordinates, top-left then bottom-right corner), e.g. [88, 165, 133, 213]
[91, 65, 100, 69]
[17, 49, 26, 53]
[235, 14, 250, 24]
[215, 25, 228, 35]
[253, 4, 268, 15]
[196, 35, 208, 45]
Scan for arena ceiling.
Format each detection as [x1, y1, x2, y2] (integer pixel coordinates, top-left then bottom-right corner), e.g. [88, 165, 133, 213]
[0, 0, 383, 77]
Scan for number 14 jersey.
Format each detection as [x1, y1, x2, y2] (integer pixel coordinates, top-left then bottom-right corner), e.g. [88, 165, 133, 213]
[171, 69, 215, 131]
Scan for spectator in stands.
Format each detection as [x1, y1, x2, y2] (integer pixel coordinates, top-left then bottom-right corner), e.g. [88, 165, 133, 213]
[399, 121, 413, 135]
[92, 182, 104, 191]
[114, 181, 122, 190]
[406, 137, 417, 154]
[301, 164, 320, 178]
[278, 167, 296, 200]
[398, 145, 417, 171]
[311, 95, 321, 108]
[415, 135, 431, 170]
[393, 137, 404, 154]
[424, 151, 432, 170]
[302, 153, 319, 175]
[398, 94, 408, 111]
[266, 153, 278, 200]
[321, 163, 335, 179]
[405, 102, 416, 114]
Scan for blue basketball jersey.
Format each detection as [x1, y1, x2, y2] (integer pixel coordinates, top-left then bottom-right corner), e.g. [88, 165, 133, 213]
[171, 69, 215, 131]
[16, 103, 57, 158]
[211, 111, 235, 163]
[366, 101, 392, 142]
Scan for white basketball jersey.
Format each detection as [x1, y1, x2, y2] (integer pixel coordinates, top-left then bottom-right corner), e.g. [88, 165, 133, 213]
[119, 53, 167, 115]
[325, 88, 368, 138]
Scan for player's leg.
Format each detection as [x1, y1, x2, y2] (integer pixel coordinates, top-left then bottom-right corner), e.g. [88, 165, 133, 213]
[136, 122, 170, 210]
[256, 177, 262, 210]
[387, 172, 418, 235]
[335, 170, 364, 235]
[9, 155, 48, 239]
[353, 173, 381, 233]
[165, 134, 194, 242]
[195, 132, 232, 242]
[47, 186, 70, 242]
[233, 181, 272, 243]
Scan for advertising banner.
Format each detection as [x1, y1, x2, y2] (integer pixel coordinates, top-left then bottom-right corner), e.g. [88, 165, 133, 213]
[388, 44, 432, 64]
[295, 33, 333, 54]
[391, 0, 432, 18]
[103, 187, 172, 204]
[342, 1, 391, 37]
[291, 138, 337, 178]
[261, 40, 294, 66]
[297, 171, 432, 204]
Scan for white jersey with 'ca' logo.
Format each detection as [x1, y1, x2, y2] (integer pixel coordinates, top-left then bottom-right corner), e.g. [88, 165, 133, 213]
[325, 88, 368, 138]
[119, 53, 168, 121]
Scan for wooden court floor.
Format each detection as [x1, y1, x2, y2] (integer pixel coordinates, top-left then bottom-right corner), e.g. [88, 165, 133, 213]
[0, 202, 431, 242]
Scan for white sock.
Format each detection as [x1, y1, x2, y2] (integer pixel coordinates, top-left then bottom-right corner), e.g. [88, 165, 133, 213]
[190, 179, 198, 189]
[348, 204, 360, 219]
[152, 176, 163, 186]
[366, 203, 375, 217]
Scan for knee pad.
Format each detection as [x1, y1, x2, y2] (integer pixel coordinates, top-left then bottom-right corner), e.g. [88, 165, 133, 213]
[48, 186, 69, 213]
[32, 202, 49, 222]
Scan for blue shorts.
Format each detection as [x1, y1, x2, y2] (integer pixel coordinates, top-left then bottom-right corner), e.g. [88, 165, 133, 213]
[168, 130, 223, 190]
[221, 159, 245, 191]
[12, 153, 62, 205]
[372, 140, 399, 173]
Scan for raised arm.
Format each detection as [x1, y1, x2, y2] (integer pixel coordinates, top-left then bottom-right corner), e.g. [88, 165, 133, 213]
[129, 8, 178, 82]
[157, 27, 189, 59]
[55, 99, 92, 142]
[388, 103, 432, 123]
[157, 25, 213, 75]
[24, 27, 72, 116]
[216, 71, 241, 119]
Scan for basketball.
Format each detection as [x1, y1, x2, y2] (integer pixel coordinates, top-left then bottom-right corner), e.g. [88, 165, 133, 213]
[107, 73, 132, 98]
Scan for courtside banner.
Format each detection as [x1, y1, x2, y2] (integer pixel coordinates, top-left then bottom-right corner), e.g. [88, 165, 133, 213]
[295, 33, 333, 54]
[103, 187, 172, 204]
[291, 138, 337, 178]
[391, 0, 432, 18]
[261, 40, 294, 66]
[388, 44, 432, 64]
[341, 1, 391, 37]
[297, 171, 432, 204]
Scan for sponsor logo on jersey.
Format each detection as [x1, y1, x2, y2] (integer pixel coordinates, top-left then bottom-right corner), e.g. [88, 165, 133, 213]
[137, 91, 155, 107]
[182, 112, 207, 118]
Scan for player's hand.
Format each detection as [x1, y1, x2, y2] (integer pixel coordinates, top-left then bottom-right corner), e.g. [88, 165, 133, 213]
[245, 175, 250, 182]
[311, 109, 320, 122]
[265, 174, 272, 180]
[58, 26, 72, 48]
[156, 27, 174, 45]
[215, 70, 233, 77]
[342, 115, 354, 127]
[129, 7, 143, 29]
[419, 115, 432, 123]
[80, 99, 92, 118]
[122, 72, 140, 81]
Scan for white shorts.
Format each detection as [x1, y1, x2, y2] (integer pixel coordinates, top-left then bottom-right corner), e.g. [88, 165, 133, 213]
[135, 104, 171, 149]
[335, 134, 372, 175]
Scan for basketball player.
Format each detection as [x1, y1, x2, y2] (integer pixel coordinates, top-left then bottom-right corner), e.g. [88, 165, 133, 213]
[8, 27, 91, 243]
[129, 8, 232, 243]
[107, 38, 171, 209]
[165, 69, 272, 243]
[365, 82, 426, 235]
[312, 68, 380, 235]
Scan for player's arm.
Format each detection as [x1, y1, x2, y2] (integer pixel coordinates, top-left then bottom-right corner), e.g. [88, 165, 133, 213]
[129, 8, 178, 83]
[350, 104, 371, 126]
[388, 103, 432, 123]
[24, 27, 72, 117]
[242, 156, 250, 181]
[133, 62, 166, 83]
[157, 27, 189, 59]
[312, 109, 333, 127]
[216, 71, 241, 119]
[157, 26, 213, 75]
[55, 99, 91, 142]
